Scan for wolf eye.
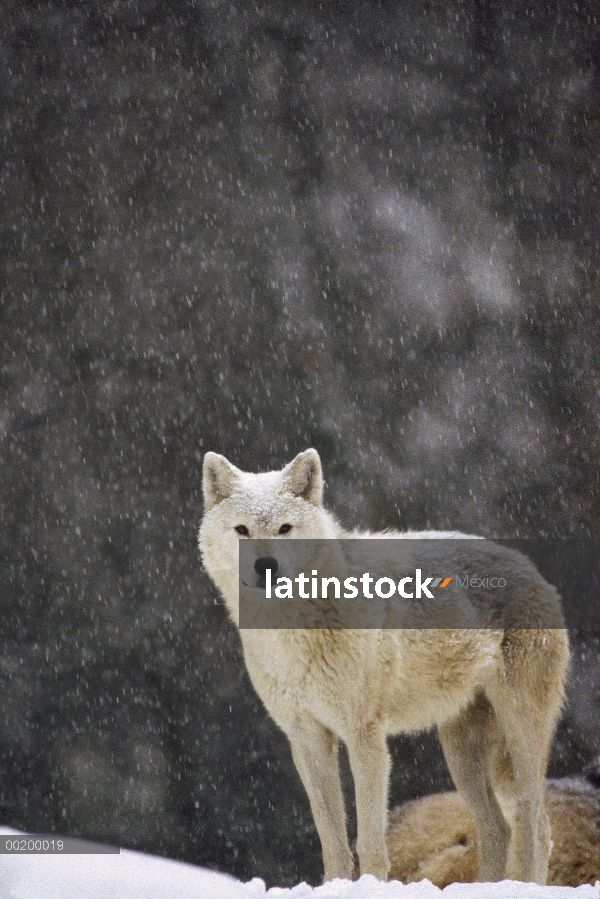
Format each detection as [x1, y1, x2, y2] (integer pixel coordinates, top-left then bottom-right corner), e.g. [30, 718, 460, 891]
[234, 525, 249, 536]
[278, 523, 292, 534]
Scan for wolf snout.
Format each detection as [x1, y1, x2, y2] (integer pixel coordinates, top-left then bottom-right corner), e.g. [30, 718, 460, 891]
[255, 556, 279, 584]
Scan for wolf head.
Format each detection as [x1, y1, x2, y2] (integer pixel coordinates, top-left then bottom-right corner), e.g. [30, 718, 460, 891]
[198, 449, 340, 623]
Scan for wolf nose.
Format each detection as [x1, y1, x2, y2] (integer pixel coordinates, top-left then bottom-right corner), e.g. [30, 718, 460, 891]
[255, 556, 278, 580]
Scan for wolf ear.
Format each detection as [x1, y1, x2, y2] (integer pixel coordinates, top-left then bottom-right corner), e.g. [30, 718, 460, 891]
[282, 449, 324, 506]
[202, 452, 241, 510]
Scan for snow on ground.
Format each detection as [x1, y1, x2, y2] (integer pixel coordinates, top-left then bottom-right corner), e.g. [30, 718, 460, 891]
[0, 828, 598, 899]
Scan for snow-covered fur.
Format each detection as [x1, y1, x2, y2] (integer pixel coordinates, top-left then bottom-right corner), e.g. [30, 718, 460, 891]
[198, 449, 569, 884]
[382, 775, 600, 887]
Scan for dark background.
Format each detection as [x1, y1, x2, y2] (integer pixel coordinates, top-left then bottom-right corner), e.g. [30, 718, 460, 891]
[1, 0, 599, 887]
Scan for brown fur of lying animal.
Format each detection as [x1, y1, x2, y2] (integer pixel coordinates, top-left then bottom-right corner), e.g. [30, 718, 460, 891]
[383, 775, 600, 887]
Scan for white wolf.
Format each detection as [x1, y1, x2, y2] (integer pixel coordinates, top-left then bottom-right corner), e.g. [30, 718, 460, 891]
[382, 772, 600, 888]
[198, 449, 569, 884]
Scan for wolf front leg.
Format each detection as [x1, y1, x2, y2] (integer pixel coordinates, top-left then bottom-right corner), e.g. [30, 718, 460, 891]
[347, 722, 391, 882]
[288, 718, 354, 882]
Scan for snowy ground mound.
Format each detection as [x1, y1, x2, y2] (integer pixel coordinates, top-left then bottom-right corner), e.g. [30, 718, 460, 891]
[0, 828, 597, 899]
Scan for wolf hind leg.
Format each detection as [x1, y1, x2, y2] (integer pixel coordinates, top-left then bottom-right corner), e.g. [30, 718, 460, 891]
[487, 695, 553, 884]
[439, 693, 511, 882]
[486, 629, 568, 884]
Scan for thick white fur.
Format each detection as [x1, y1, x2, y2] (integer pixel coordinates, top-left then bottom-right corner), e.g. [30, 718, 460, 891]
[383, 776, 600, 888]
[199, 449, 569, 884]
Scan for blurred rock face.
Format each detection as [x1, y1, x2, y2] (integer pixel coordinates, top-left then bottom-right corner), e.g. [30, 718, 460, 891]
[1, 0, 599, 888]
